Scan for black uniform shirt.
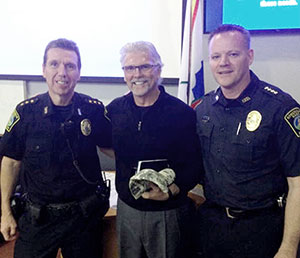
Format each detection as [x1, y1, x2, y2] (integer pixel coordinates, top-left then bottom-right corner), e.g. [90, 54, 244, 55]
[196, 71, 300, 210]
[0, 92, 112, 204]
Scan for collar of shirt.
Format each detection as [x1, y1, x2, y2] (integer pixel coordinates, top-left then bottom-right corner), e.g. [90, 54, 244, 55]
[42, 92, 81, 119]
[212, 71, 259, 107]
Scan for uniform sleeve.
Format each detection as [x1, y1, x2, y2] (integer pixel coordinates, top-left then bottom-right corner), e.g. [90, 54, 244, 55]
[94, 104, 112, 148]
[276, 100, 300, 177]
[0, 105, 26, 161]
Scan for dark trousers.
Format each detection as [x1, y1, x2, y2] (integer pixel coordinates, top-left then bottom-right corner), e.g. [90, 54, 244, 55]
[14, 201, 104, 258]
[194, 203, 284, 258]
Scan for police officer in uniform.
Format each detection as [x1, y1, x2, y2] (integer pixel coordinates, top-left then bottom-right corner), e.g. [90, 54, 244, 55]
[0, 38, 112, 258]
[195, 24, 300, 258]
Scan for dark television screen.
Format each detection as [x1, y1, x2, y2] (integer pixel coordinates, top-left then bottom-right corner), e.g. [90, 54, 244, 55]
[204, 0, 300, 33]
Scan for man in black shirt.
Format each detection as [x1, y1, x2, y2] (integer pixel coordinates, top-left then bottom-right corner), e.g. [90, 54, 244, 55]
[107, 41, 201, 258]
[0, 38, 112, 258]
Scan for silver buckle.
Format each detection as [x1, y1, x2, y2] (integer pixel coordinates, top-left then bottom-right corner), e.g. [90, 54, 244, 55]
[225, 207, 236, 219]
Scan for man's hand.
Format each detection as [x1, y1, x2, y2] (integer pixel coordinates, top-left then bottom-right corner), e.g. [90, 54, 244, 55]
[0, 156, 21, 241]
[1, 212, 18, 241]
[142, 183, 180, 201]
[274, 247, 296, 258]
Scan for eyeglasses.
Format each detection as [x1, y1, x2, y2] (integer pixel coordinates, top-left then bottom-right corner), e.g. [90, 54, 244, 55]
[122, 64, 160, 74]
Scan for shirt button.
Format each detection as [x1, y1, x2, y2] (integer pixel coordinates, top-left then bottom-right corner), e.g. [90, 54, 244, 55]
[216, 169, 220, 174]
[217, 149, 221, 153]
[35, 145, 40, 150]
[220, 127, 225, 132]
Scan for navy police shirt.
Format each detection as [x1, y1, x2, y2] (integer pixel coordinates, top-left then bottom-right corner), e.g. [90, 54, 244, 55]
[0, 92, 112, 204]
[196, 71, 300, 210]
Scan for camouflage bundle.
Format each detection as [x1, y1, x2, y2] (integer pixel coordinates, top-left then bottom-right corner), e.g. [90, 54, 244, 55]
[129, 168, 175, 199]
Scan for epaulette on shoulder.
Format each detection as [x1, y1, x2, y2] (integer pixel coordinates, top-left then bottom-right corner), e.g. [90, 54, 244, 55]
[85, 98, 103, 105]
[81, 95, 109, 120]
[262, 85, 279, 96]
[260, 84, 292, 103]
[84, 97, 104, 106]
[78, 92, 103, 106]
[18, 96, 39, 108]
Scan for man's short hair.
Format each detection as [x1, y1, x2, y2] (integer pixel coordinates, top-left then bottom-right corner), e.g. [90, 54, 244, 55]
[208, 24, 251, 49]
[43, 38, 81, 70]
[120, 41, 163, 68]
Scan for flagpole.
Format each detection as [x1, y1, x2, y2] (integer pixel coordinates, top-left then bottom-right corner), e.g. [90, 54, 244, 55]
[178, 0, 192, 104]
[187, 0, 193, 104]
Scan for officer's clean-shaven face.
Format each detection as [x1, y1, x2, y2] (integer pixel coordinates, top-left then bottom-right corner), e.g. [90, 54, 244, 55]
[209, 31, 254, 95]
[43, 47, 80, 102]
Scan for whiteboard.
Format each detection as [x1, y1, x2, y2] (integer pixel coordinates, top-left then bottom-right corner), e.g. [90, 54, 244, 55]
[0, 0, 182, 78]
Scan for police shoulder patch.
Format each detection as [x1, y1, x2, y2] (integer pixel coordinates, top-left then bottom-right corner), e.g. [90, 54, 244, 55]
[6, 109, 20, 132]
[284, 107, 300, 137]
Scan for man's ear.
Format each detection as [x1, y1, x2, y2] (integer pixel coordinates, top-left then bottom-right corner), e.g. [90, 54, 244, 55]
[76, 72, 81, 82]
[42, 65, 46, 79]
[248, 49, 254, 66]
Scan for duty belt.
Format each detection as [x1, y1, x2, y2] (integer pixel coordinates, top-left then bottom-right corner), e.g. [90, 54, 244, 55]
[46, 200, 78, 210]
[207, 203, 281, 219]
[26, 195, 93, 212]
[25, 194, 100, 224]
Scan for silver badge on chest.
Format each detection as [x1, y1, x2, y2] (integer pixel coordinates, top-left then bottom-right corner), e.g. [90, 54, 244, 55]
[81, 119, 91, 136]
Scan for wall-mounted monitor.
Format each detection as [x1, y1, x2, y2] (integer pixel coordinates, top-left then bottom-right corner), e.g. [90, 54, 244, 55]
[204, 0, 300, 33]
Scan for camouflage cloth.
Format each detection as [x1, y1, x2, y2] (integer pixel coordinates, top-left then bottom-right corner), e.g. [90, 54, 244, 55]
[129, 168, 175, 199]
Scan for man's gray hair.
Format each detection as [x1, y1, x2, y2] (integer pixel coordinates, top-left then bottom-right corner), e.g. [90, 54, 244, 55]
[120, 41, 164, 67]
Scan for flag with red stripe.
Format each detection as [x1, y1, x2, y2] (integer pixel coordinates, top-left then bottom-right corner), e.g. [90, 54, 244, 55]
[177, 0, 204, 104]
